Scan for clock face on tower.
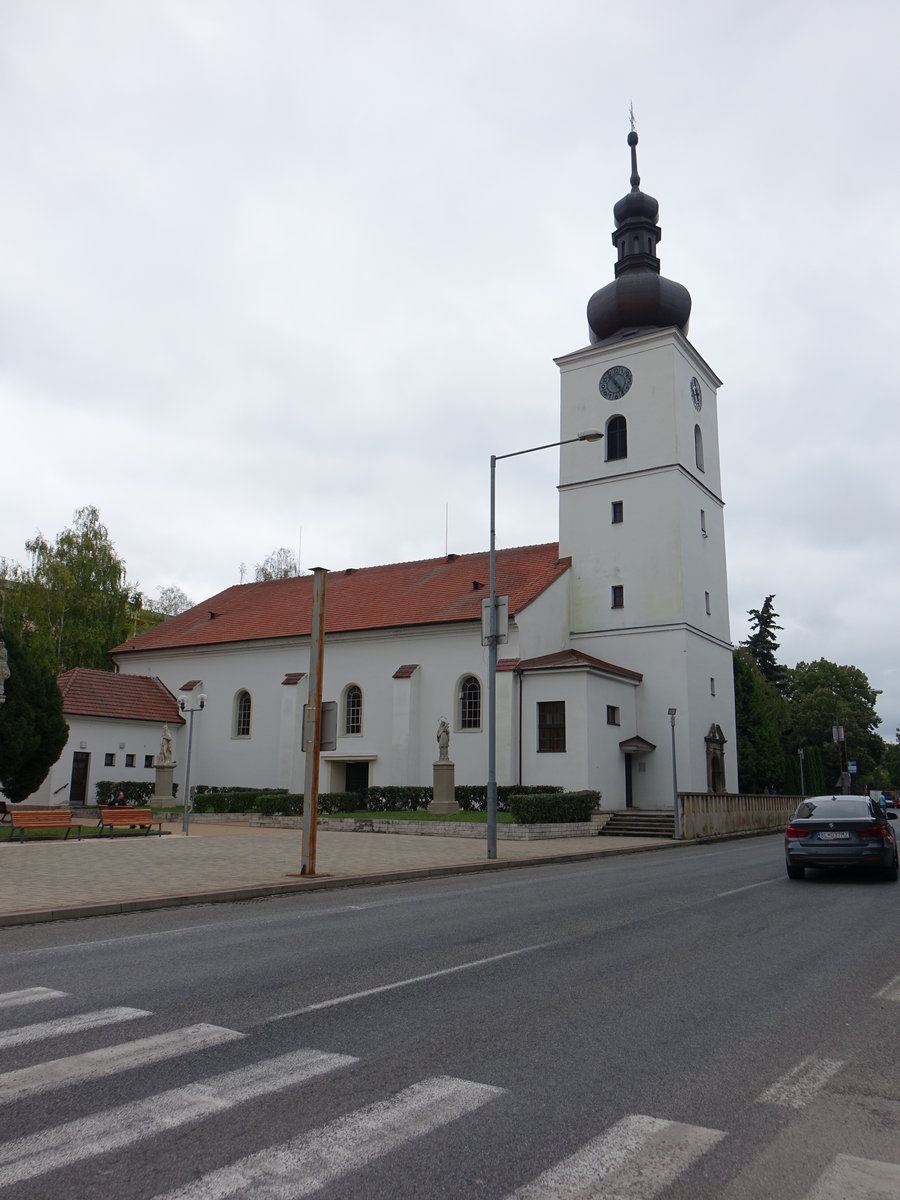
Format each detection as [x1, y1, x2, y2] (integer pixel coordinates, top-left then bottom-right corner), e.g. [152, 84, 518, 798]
[599, 365, 633, 401]
[690, 377, 703, 411]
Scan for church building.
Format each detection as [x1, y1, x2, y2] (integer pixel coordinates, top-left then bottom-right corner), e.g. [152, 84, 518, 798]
[109, 131, 738, 810]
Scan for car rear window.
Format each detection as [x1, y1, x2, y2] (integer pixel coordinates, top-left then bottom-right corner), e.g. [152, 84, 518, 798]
[794, 798, 873, 820]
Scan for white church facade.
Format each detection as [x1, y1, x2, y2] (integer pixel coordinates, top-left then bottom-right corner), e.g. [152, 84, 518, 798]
[106, 131, 737, 811]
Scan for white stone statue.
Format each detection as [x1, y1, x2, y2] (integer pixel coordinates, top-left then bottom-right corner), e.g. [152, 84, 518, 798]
[157, 723, 174, 765]
[0, 641, 9, 704]
[436, 717, 450, 761]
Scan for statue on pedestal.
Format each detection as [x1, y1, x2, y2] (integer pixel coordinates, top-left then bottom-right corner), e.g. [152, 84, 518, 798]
[436, 717, 450, 762]
[156, 724, 174, 766]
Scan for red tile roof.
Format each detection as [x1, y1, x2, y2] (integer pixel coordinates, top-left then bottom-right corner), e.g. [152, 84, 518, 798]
[110, 544, 571, 657]
[57, 669, 185, 723]
[517, 649, 643, 682]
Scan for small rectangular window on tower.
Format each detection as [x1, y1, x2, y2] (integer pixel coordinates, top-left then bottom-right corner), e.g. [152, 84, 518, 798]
[611, 585, 624, 609]
[611, 500, 623, 524]
[710, 677, 716, 696]
[700, 509, 707, 537]
[125, 754, 135, 768]
[104, 753, 115, 767]
[607, 705, 620, 726]
[705, 591, 711, 615]
[144, 754, 154, 769]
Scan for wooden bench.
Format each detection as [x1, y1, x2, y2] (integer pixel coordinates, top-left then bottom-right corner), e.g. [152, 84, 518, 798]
[9, 809, 81, 842]
[98, 806, 164, 837]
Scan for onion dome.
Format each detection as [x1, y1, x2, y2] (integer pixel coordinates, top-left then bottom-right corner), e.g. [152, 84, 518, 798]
[586, 130, 691, 344]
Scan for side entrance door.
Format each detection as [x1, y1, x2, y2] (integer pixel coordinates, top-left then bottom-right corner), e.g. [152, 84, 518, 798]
[345, 762, 369, 794]
[70, 752, 90, 806]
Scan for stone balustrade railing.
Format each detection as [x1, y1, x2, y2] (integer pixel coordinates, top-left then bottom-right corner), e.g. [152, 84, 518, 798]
[677, 792, 799, 840]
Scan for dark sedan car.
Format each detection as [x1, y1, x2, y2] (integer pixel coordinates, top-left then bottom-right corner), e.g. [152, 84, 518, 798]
[785, 795, 898, 881]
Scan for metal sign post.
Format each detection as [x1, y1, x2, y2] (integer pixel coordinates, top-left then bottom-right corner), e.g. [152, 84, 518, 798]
[301, 567, 327, 875]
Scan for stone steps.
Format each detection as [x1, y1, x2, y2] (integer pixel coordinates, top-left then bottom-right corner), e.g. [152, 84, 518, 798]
[601, 811, 675, 839]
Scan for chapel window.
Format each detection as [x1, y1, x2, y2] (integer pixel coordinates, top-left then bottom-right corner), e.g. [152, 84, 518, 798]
[344, 685, 362, 735]
[234, 690, 252, 738]
[459, 675, 482, 730]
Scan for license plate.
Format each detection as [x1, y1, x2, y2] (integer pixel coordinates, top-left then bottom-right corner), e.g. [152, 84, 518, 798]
[817, 831, 850, 840]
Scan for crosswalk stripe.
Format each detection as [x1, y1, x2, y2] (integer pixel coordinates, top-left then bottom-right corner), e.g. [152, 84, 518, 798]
[0, 987, 68, 1010]
[874, 973, 900, 1002]
[802, 1153, 900, 1198]
[757, 1056, 843, 1109]
[0, 1023, 244, 1105]
[502, 1113, 725, 1199]
[152, 1074, 506, 1199]
[0, 1046, 357, 1188]
[0, 1006, 151, 1050]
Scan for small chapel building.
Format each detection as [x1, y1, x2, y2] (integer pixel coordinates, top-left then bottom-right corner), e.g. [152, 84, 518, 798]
[109, 131, 738, 811]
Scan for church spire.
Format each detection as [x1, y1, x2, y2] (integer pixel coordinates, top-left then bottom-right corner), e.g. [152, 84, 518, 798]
[586, 126, 692, 345]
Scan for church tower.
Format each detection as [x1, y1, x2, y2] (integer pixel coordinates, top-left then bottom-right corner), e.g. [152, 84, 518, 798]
[556, 129, 737, 799]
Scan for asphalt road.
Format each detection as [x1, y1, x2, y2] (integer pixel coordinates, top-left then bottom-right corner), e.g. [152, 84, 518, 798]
[1, 834, 899, 1199]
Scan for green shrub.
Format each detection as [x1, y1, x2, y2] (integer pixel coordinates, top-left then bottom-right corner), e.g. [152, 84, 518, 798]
[509, 790, 599, 824]
[95, 780, 178, 805]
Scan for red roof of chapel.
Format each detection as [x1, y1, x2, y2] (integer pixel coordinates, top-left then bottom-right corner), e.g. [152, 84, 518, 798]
[57, 668, 184, 723]
[110, 544, 571, 656]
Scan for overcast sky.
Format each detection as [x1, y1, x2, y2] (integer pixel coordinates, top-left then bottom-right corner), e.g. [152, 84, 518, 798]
[2, 1, 898, 741]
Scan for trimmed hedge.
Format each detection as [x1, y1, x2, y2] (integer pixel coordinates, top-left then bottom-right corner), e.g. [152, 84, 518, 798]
[95, 780, 178, 805]
[189, 783, 576, 819]
[508, 790, 600, 824]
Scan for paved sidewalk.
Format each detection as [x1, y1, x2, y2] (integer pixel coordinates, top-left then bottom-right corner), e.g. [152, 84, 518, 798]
[0, 820, 673, 927]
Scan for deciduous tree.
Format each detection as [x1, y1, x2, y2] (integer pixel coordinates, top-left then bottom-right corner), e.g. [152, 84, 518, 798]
[0, 506, 160, 673]
[254, 547, 300, 581]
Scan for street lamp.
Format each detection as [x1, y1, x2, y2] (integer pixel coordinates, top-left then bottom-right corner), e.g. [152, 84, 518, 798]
[487, 429, 603, 859]
[668, 708, 680, 839]
[178, 693, 206, 835]
[797, 747, 805, 796]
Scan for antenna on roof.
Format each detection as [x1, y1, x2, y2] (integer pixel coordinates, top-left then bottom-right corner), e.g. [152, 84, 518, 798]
[445, 503, 449, 557]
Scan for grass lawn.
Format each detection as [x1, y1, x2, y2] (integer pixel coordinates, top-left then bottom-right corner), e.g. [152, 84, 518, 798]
[2, 824, 170, 842]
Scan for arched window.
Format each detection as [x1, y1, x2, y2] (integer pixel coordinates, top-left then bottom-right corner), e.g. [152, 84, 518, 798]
[343, 684, 362, 735]
[458, 675, 481, 730]
[606, 415, 627, 461]
[694, 424, 705, 472]
[233, 690, 252, 738]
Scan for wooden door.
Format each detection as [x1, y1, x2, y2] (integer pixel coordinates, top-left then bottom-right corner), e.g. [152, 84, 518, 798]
[70, 752, 90, 806]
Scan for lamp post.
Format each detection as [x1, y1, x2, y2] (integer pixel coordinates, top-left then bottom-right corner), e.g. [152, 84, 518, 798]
[798, 747, 805, 796]
[668, 707, 680, 839]
[487, 429, 603, 859]
[178, 694, 206, 835]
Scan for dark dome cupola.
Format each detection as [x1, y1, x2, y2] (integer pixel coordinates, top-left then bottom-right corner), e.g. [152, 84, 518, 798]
[586, 129, 692, 344]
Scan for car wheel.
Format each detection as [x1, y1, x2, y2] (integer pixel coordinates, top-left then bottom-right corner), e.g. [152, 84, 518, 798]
[786, 860, 805, 880]
[886, 857, 899, 883]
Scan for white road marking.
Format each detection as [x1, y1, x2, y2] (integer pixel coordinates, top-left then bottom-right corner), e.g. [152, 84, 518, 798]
[715, 878, 780, 897]
[803, 1153, 900, 1198]
[0, 1046, 357, 1188]
[0, 1023, 244, 1105]
[0, 987, 68, 1009]
[504, 1113, 725, 1198]
[153, 1074, 505, 1199]
[266, 941, 553, 1019]
[874, 973, 900, 1002]
[0, 1005, 151, 1049]
[757, 1056, 844, 1109]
